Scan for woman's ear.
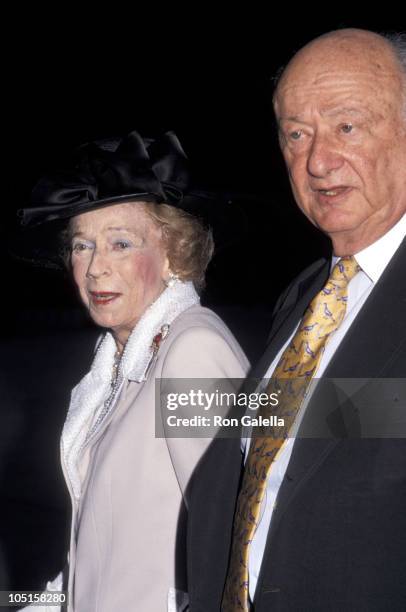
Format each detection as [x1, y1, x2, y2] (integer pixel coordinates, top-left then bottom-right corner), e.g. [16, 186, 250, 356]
[162, 255, 171, 282]
[163, 256, 180, 288]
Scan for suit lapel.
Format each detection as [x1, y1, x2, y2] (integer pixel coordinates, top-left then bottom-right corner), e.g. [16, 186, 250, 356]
[325, 237, 406, 378]
[249, 258, 330, 383]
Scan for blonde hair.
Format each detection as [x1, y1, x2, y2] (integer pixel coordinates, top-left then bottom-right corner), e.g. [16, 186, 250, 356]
[143, 202, 214, 292]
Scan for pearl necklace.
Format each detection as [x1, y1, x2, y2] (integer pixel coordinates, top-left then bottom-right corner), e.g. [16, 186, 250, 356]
[111, 349, 122, 388]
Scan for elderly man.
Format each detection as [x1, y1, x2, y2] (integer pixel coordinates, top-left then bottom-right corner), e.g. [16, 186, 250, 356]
[187, 29, 406, 611]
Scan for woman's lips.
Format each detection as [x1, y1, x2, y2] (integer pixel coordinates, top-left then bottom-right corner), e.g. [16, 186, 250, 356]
[89, 291, 122, 306]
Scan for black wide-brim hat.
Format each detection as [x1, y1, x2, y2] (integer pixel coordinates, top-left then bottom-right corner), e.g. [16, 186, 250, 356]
[13, 130, 247, 269]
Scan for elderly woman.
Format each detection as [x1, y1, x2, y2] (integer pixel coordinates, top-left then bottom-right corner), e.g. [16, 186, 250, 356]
[18, 130, 249, 611]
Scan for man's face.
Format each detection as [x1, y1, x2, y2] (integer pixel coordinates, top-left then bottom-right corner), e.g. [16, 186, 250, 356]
[274, 33, 406, 255]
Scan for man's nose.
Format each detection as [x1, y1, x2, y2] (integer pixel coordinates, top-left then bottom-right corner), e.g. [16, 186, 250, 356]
[86, 248, 111, 278]
[307, 131, 344, 178]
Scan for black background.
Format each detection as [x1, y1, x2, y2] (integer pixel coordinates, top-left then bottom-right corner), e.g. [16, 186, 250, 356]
[1, 10, 405, 595]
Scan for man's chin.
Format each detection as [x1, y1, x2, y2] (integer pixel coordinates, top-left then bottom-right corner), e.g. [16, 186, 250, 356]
[313, 209, 361, 236]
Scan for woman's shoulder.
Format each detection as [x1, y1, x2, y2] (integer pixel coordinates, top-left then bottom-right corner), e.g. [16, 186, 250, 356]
[168, 304, 243, 349]
[160, 305, 250, 378]
[170, 304, 232, 334]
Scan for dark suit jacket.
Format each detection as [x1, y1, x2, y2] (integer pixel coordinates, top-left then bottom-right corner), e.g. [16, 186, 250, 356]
[187, 238, 406, 611]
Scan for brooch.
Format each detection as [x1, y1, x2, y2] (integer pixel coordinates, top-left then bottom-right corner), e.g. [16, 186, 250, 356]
[151, 323, 170, 352]
[143, 324, 170, 380]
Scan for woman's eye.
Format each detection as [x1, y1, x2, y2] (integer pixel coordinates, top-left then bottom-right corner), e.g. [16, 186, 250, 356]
[114, 240, 131, 250]
[72, 242, 89, 252]
[340, 123, 353, 134]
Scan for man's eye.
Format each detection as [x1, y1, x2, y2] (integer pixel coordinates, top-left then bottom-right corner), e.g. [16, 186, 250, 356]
[289, 130, 302, 141]
[340, 123, 353, 134]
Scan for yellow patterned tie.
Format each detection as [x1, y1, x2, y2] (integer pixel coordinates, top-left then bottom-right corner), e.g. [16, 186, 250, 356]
[221, 256, 360, 611]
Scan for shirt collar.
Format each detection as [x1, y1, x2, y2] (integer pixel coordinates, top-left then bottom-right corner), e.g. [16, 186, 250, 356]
[332, 213, 406, 282]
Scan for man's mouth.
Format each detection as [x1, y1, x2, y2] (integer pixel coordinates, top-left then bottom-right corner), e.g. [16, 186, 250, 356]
[315, 186, 353, 200]
[320, 187, 346, 195]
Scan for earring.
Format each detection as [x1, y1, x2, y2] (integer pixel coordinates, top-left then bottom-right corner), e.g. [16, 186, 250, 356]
[165, 271, 179, 288]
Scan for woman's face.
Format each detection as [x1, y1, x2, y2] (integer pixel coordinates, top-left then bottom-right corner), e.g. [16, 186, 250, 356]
[70, 202, 169, 350]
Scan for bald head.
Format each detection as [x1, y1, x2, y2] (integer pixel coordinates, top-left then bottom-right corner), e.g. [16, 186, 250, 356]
[273, 28, 406, 256]
[275, 29, 405, 118]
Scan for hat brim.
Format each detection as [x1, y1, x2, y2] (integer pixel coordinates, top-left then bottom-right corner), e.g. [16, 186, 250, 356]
[19, 192, 165, 227]
[11, 191, 250, 270]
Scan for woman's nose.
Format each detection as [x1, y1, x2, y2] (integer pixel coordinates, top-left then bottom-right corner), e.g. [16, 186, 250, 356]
[86, 248, 111, 278]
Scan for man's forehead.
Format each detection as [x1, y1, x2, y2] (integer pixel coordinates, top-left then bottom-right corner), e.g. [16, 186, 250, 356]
[275, 74, 379, 109]
[274, 60, 402, 118]
[275, 30, 401, 97]
[277, 106, 370, 124]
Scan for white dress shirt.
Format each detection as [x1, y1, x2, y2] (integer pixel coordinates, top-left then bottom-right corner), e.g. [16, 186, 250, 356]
[247, 214, 406, 602]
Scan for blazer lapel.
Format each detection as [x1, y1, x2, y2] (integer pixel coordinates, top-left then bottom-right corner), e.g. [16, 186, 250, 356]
[81, 378, 144, 452]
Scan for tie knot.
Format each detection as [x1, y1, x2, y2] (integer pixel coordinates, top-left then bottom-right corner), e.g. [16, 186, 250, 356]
[330, 255, 360, 283]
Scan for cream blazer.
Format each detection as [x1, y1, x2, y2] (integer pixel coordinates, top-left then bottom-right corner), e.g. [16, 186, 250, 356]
[65, 303, 248, 611]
